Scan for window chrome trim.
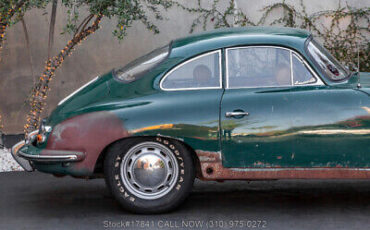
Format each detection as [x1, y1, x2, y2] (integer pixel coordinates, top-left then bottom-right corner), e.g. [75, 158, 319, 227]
[290, 50, 294, 85]
[160, 50, 222, 91]
[291, 53, 318, 85]
[225, 46, 324, 89]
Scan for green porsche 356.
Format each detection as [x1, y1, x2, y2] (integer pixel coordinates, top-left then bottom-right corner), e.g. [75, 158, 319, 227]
[12, 27, 370, 213]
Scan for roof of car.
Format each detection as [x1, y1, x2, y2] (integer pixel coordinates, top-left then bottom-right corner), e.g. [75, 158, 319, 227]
[171, 26, 312, 57]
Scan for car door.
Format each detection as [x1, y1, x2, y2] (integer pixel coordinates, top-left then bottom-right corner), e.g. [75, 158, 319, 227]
[221, 46, 300, 168]
[220, 46, 370, 168]
[286, 52, 370, 168]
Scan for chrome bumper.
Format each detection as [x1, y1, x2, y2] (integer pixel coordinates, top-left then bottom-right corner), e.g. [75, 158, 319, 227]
[18, 150, 84, 162]
[11, 141, 33, 172]
[11, 140, 85, 172]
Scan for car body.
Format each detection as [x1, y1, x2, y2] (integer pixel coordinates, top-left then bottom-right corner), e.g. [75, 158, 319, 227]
[11, 26, 370, 212]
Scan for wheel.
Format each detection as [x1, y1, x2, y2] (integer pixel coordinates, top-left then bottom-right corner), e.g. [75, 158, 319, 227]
[104, 137, 195, 214]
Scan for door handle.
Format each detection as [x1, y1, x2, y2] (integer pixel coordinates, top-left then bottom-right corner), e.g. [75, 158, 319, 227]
[225, 111, 249, 118]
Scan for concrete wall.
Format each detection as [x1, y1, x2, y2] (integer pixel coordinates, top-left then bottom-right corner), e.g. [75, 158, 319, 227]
[0, 0, 368, 133]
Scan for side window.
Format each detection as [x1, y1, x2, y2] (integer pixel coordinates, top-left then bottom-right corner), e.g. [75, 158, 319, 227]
[292, 53, 316, 85]
[227, 47, 291, 88]
[161, 51, 221, 90]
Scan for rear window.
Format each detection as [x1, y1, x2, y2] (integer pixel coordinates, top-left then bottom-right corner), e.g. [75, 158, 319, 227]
[161, 50, 221, 90]
[114, 45, 169, 82]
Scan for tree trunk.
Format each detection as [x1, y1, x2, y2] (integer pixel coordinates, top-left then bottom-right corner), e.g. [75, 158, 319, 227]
[47, 0, 58, 59]
[21, 18, 36, 85]
[25, 14, 103, 134]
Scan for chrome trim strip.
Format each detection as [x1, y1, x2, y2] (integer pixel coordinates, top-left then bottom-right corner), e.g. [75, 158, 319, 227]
[11, 141, 34, 171]
[225, 47, 230, 89]
[292, 52, 319, 85]
[160, 50, 223, 91]
[41, 125, 52, 133]
[25, 130, 38, 144]
[290, 50, 294, 85]
[27, 130, 39, 138]
[58, 76, 99, 105]
[11, 140, 25, 154]
[18, 151, 83, 162]
[225, 45, 325, 89]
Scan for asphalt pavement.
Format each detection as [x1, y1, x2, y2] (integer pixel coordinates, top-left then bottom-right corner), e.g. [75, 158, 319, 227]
[1, 172, 370, 230]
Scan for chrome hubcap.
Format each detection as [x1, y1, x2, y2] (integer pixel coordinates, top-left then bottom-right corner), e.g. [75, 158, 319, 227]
[120, 142, 179, 200]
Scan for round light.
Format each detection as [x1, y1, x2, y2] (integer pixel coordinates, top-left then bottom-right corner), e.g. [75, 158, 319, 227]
[36, 134, 45, 143]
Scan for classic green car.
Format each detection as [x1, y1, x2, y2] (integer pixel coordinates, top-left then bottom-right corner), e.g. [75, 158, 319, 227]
[12, 27, 370, 213]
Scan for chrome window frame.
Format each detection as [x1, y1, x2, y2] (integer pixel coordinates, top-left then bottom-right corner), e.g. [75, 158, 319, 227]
[291, 52, 319, 85]
[225, 46, 324, 89]
[160, 50, 222, 91]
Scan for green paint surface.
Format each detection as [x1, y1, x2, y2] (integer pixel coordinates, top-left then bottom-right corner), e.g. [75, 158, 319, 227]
[19, 27, 370, 175]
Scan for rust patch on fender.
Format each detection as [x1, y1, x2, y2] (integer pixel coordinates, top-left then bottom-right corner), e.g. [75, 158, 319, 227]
[195, 150, 370, 180]
[45, 111, 129, 173]
[196, 150, 221, 163]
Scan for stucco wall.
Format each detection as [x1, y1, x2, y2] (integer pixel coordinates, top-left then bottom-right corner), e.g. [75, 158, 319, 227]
[0, 0, 368, 133]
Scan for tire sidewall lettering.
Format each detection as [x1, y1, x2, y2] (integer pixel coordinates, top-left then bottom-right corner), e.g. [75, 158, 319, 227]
[113, 137, 185, 203]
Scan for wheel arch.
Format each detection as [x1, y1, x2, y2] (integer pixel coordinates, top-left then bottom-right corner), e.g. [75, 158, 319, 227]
[94, 136, 201, 177]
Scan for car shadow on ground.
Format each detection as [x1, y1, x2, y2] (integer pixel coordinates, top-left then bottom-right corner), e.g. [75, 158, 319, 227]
[3, 172, 370, 214]
[1, 172, 370, 229]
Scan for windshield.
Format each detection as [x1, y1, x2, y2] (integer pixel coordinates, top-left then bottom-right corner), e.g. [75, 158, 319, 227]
[114, 45, 169, 82]
[307, 39, 350, 81]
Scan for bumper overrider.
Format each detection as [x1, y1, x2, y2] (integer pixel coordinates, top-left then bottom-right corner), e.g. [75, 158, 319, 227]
[11, 130, 85, 172]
